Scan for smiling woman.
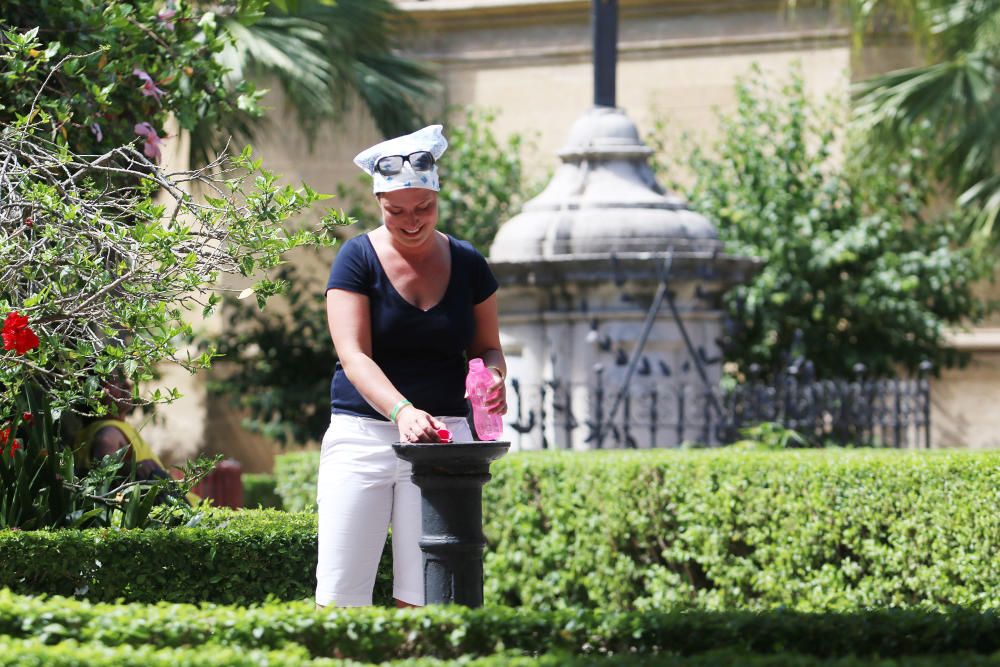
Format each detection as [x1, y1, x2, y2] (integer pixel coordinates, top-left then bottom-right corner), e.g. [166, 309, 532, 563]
[316, 125, 508, 611]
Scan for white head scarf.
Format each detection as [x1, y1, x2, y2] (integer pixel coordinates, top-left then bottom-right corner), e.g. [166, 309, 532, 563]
[353, 124, 448, 194]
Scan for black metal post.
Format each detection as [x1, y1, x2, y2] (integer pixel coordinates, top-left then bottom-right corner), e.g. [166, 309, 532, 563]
[592, 0, 618, 107]
[392, 442, 509, 607]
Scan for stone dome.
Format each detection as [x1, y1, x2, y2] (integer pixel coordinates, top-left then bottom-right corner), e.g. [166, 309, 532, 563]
[489, 106, 721, 260]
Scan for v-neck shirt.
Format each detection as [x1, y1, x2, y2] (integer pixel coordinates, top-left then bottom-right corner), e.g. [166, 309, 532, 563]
[325, 232, 499, 420]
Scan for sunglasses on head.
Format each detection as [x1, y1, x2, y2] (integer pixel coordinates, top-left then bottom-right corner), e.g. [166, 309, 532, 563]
[374, 151, 436, 176]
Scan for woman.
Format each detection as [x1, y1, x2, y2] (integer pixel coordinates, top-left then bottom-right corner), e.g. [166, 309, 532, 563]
[316, 125, 507, 609]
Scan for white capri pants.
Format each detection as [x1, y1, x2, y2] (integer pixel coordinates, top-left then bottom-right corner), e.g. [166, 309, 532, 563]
[315, 413, 473, 607]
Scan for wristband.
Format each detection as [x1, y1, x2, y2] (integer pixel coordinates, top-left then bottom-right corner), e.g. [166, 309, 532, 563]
[390, 399, 412, 423]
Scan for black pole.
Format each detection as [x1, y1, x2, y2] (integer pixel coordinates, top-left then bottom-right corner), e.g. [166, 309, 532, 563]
[592, 0, 618, 107]
[393, 442, 509, 607]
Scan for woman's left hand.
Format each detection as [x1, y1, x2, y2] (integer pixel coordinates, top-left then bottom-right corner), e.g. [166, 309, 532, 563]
[485, 368, 507, 416]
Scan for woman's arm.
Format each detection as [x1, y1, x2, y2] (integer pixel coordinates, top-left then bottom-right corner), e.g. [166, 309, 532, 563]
[466, 293, 507, 415]
[327, 288, 444, 440]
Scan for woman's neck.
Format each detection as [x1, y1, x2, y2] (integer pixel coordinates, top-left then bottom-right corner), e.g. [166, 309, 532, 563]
[381, 228, 444, 261]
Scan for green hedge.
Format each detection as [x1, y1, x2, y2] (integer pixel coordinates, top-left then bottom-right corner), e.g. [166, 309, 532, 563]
[4, 641, 1000, 667]
[5, 450, 1000, 611]
[0, 639, 325, 667]
[0, 509, 363, 605]
[276, 449, 1000, 611]
[2, 641, 1000, 667]
[275, 452, 318, 512]
[1, 590, 1000, 662]
[242, 473, 283, 509]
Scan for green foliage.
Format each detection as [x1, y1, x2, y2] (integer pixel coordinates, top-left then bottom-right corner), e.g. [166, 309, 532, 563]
[213, 0, 438, 161]
[274, 451, 320, 512]
[207, 252, 335, 445]
[274, 449, 1000, 612]
[656, 68, 988, 378]
[0, 0, 262, 157]
[0, 118, 347, 419]
[0, 509, 322, 604]
[0, 383, 210, 530]
[436, 107, 528, 253]
[0, 507, 394, 605]
[1, 588, 1000, 663]
[242, 473, 283, 509]
[836, 0, 1000, 239]
[731, 422, 809, 450]
[11, 449, 998, 614]
[0, 1, 350, 528]
[0, 639, 323, 667]
[7, 638, 1000, 667]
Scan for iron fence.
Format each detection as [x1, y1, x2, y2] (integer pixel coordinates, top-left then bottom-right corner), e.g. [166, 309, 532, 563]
[506, 361, 932, 450]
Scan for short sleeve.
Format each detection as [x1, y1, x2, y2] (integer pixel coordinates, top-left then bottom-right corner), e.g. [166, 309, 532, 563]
[469, 245, 499, 304]
[325, 236, 371, 295]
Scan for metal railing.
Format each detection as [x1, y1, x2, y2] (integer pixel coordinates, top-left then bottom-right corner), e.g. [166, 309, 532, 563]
[506, 361, 932, 450]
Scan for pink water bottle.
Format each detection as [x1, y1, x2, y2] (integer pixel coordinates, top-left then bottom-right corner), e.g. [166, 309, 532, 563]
[466, 358, 503, 441]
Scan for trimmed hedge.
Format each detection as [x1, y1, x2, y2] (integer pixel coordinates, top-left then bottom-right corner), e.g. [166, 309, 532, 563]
[275, 452, 318, 512]
[4, 641, 1000, 667]
[1, 641, 1000, 667]
[242, 473, 283, 509]
[1, 589, 1000, 662]
[0, 510, 338, 605]
[277, 449, 1000, 611]
[0, 639, 327, 667]
[4, 450, 999, 610]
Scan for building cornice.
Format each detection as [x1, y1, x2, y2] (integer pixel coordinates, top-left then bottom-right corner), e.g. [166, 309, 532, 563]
[396, 0, 796, 28]
[393, 0, 847, 66]
[413, 28, 850, 67]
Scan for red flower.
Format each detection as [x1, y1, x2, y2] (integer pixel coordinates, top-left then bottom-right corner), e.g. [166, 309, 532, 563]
[8, 441, 20, 458]
[21, 412, 33, 425]
[0, 427, 8, 447]
[2, 311, 40, 355]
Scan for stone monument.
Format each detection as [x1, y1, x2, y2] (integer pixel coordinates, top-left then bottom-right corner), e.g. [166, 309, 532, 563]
[488, 0, 757, 450]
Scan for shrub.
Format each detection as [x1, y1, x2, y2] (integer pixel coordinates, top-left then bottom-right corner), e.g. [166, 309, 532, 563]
[0, 508, 392, 606]
[275, 452, 321, 513]
[0, 639, 322, 667]
[1, 589, 999, 662]
[5, 450, 999, 611]
[651, 67, 988, 379]
[277, 449, 1000, 611]
[3, 640, 1000, 667]
[243, 474, 283, 510]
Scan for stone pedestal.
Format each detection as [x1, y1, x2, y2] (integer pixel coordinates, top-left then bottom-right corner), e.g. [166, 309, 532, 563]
[392, 441, 509, 607]
[489, 107, 757, 450]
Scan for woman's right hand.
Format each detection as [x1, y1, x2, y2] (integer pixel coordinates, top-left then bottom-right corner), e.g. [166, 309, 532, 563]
[396, 405, 447, 443]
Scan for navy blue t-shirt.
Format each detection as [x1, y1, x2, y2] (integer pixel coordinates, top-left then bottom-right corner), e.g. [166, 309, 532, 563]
[325, 233, 499, 420]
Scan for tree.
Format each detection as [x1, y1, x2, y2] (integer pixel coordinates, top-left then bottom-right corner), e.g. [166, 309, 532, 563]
[202, 0, 439, 163]
[0, 6, 349, 525]
[0, 4, 348, 415]
[656, 68, 988, 379]
[797, 0, 1000, 239]
[0, 0, 263, 160]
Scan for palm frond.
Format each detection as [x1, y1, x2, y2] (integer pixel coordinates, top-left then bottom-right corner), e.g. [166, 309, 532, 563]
[854, 50, 1000, 235]
[191, 0, 439, 165]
